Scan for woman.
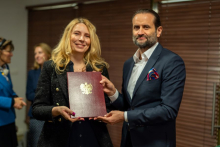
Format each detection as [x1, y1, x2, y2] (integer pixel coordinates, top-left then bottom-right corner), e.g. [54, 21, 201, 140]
[26, 43, 52, 147]
[32, 18, 113, 147]
[0, 37, 26, 147]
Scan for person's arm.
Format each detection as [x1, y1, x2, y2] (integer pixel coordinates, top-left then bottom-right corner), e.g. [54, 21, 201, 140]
[101, 66, 117, 112]
[32, 61, 58, 121]
[0, 66, 26, 110]
[0, 96, 14, 109]
[128, 55, 186, 129]
[100, 62, 129, 111]
[24, 100, 31, 126]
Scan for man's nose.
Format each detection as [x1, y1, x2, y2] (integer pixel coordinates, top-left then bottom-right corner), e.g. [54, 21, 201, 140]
[138, 28, 144, 35]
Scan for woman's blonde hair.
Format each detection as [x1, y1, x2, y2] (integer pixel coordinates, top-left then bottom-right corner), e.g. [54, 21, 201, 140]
[51, 17, 109, 73]
[33, 43, 52, 69]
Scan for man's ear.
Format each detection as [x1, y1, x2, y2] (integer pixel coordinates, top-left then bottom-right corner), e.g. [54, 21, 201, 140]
[157, 26, 163, 37]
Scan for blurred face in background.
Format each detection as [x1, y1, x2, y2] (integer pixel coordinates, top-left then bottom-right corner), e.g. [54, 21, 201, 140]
[0, 45, 13, 66]
[34, 46, 47, 66]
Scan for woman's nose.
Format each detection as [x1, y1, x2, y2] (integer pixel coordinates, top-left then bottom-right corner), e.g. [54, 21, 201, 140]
[79, 35, 85, 41]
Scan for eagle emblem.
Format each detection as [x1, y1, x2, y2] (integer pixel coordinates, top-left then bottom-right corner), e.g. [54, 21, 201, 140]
[80, 82, 93, 95]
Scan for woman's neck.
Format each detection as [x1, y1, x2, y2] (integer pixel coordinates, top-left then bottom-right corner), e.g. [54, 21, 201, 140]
[0, 60, 5, 67]
[70, 53, 84, 65]
[70, 53, 86, 72]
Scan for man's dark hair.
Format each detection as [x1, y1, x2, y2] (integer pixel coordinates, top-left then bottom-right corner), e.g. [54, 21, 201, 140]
[132, 9, 161, 29]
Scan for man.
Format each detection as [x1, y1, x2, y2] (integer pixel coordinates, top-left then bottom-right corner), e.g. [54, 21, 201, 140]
[98, 9, 186, 147]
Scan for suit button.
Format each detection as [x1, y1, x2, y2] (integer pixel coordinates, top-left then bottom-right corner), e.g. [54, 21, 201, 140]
[56, 88, 59, 91]
[58, 118, 61, 122]
[56, 103, 59, 106]
[131, 107, 134, 110]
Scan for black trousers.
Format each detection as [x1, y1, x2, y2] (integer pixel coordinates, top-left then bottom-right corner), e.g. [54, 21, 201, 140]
[0, 122, 18, 147]
[125, 131, 133, 147]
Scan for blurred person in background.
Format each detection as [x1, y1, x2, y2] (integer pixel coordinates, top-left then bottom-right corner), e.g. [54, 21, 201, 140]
[0, 37, 26, 147]
[26, 43, 52, 147]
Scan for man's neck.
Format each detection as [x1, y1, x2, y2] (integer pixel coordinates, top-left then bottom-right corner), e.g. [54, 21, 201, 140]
[138, 42, 158, 60]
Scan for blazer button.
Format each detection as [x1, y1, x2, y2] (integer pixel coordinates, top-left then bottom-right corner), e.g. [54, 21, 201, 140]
[131, 107, 134, 110]
[56, 103, 59, 106]
[56, 88, 59, 91]
[58, 118, 62, 122]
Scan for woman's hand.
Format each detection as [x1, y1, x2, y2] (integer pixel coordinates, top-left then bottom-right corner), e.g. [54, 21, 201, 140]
[13, 97, 27, 109]
[52, 106, 84, 122]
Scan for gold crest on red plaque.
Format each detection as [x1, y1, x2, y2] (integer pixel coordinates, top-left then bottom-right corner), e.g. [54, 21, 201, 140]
[80, 82, 93, 95]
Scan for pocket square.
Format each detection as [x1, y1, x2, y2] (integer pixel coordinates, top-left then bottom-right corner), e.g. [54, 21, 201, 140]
[147, 68, 159, 81]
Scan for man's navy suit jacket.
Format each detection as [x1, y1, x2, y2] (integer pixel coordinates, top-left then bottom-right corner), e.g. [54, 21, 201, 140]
[112, 43, 186, 147]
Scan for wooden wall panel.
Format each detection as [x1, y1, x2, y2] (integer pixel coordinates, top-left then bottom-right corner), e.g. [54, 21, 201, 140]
[159, 0, 220, 146]
[27, 8, 77, 70]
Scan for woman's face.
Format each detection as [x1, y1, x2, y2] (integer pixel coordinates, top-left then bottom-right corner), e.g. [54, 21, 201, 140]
[0, 45, 13, 65]
[34, 46, 47, 66]
[70, 23, 91, 54]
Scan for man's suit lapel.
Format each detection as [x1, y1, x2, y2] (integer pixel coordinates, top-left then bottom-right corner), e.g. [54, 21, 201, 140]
[132, 44, 163, 99]
[124, 59, 135, 102]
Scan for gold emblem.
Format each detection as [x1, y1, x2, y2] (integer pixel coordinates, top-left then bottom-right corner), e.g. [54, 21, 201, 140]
[80, 82, 93, 95]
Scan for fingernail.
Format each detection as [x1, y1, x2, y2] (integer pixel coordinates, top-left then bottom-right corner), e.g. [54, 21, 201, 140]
[72, 112, 75, 116]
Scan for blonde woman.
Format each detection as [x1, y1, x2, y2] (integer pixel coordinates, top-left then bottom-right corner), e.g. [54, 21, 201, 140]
[32, 18, 113, 147]
[26, 43, 51, 147]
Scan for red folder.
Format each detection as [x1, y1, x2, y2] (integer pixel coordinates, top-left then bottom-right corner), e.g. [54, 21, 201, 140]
[67, 72, 107, 117]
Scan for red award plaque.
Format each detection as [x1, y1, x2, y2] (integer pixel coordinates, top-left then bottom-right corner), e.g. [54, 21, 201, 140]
[67, 72, 107, 117]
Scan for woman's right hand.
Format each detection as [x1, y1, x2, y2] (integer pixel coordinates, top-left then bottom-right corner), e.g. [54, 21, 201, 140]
[52, 106, 84, 122]
[13, 97, 27, 109]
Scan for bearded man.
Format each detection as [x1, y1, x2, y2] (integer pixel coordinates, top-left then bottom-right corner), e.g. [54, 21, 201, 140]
[98, 9, 186, 147]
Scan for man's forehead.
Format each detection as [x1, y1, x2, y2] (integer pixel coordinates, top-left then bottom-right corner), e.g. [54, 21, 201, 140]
[132, 13, 154, 25]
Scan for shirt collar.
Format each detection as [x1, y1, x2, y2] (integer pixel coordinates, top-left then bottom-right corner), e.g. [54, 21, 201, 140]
[0, 64, 7, 72]
[133, 42, 159, 63]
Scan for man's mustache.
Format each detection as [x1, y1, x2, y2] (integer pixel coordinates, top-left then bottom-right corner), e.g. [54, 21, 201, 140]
[135, 35, 148, 40]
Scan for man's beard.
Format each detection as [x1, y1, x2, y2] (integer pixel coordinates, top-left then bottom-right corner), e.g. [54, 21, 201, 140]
[132, 32, 157, 49]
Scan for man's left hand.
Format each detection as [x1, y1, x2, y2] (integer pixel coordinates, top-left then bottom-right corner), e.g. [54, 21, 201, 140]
[96, 110, 124, 125]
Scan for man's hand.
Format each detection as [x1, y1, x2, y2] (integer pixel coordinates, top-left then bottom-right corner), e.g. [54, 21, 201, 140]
[95, 110, 125, 125]
[100, 75, 116, 96]
[52, 106, 84, 122]
[13, 97, 26, 109]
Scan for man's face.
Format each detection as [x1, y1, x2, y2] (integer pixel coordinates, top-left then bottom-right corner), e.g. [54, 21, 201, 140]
[132, 13, 162, 49]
